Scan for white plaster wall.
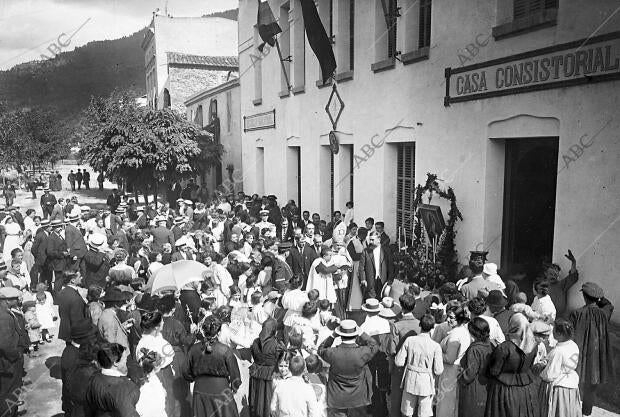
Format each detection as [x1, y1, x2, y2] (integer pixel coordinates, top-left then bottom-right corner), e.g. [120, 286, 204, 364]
[239, 0, 620, 320]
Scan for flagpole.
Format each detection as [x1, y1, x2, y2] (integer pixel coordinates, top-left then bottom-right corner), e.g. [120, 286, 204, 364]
[274, 38, 291, 91]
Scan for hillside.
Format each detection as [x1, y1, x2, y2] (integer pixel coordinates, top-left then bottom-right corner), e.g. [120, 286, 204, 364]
[0, 28, 148, 124]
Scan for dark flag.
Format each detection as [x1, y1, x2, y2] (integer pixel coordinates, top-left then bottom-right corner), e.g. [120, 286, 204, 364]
[299, 0, 336, 83]
[257, 0, 282, 52]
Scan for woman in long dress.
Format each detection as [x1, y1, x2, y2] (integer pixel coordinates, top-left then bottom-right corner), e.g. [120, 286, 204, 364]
[2, 216, 22, 263]
[136, 349, 168, 417]
[248, 318, 284, 417]
[539, 319, 582, 417]
[346, 224, 365, 311]
[485, 319, 539, 417]
[184, 316, 242, 417]
[437, 303, 471, 417]
[458, 317, 494, 417]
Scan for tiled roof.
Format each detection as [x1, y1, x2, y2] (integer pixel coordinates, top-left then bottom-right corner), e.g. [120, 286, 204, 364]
[166, 52, 238, 68]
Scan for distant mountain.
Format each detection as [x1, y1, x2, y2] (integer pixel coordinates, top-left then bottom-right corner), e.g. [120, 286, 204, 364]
[0, 8, 238, 130]
[0, 28, 148, 126]
[204, 8, 238, 20]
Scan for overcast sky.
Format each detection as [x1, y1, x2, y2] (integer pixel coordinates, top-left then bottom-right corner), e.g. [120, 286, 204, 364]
[0, 0, 237, 70]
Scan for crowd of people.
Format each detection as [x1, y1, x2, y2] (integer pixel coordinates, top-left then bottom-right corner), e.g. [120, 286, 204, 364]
[0, 182, 615, 417]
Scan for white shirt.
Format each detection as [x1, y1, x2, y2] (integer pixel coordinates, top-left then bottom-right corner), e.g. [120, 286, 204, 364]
[282, 289, 309, 326]
[270, 375, 320, 417]
[136, 333, 173, 369]
[372, 245, 381, 278]
[343, 208, 354, 226]
[541, 339, 580, 388]
[136, 374, 167, 417]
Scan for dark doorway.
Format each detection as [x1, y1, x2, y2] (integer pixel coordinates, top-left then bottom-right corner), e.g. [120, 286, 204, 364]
[501, 137, 559, 298]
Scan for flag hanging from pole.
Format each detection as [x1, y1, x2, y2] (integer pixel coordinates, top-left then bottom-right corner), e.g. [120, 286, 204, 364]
[257, 0, 282, 52]
[299, 0, 336, 83]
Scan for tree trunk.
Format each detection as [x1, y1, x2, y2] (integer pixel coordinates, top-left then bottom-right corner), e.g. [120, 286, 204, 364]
[143, 185, 149, 205]
[154, 180, 158, 209]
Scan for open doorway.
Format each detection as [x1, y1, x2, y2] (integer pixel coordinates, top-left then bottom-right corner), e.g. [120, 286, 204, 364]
[501, 137, 559, 298]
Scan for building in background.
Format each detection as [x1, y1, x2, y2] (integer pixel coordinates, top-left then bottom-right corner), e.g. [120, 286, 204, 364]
[185, 78, 242, 194]
[238, 0, 620, 320]
[141, 15, 238, 110]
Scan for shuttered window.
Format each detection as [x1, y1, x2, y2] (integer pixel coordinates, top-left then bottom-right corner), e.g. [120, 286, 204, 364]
[349, 0, 355, 70]
[514, 0, 557, 19]
[194, 105, 203, 127]
[418, 0, 432, 49]
[387, 0, 398, 58]
[396, 143, 416, 233]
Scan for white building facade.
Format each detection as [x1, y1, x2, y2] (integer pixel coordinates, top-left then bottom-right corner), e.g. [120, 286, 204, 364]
[185, 78, 242, 194]
[141, 15, 238, 109]
[238, 0, 620, 321]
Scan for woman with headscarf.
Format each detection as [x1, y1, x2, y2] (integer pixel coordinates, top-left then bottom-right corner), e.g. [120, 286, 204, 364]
[249, 318, 284, 417]
[484, 314, 539, 417]
[183, 316, 241, 417]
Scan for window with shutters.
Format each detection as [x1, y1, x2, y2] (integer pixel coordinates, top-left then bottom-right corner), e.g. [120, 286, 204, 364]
[396, 143, 415, 234]
[279, 3, 291, 95]
[335, 0, 354, 80]
[372, 0, 399, 72]
[492, 0, 558, 40]
[226, 91, 232, 133]
[513, 0, 557, 19]
[418, 0, 431, 49]
[163, 89, 171, 108]
[253, 25, 263, 104]
[194, 105, 203, 127]
[401, 0, 431, 64]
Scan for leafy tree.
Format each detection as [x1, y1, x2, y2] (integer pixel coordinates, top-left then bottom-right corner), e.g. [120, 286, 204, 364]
[0, 104, 70, 172]
[80, 90, 223, 204]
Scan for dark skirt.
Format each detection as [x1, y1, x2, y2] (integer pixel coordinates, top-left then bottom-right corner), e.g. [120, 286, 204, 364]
[484, 380, 539, 417]
[248, 376, 273, 417]
[193, 376, 239, 417]
[459, 379, 488, 417]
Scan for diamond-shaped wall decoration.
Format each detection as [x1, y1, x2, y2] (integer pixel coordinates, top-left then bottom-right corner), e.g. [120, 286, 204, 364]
[325, 84, 345, 129]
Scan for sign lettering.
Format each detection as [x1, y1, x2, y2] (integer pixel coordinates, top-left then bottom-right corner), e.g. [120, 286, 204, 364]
[243, 109, 276, 132]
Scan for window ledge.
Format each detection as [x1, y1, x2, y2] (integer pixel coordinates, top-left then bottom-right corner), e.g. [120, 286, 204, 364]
[402, 46, 430, 65]
[278, 90, 290, 98]
[492, 8, 558, 40]
[316, 78, 332, 88]
[252, 98, 262, 106]
[335, 70, 354, 82]
[371, 57, 396, 73]
[291, 85, 305, 95]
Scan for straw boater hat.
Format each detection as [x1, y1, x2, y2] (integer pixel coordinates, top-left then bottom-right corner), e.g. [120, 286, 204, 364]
[184, 199, 193, 205]
[173, 216, 186, 225]
[40, 219, 50, 227]
[155, 215, 167, 224]
[80, 206, 91, 213]
[530, 321, 553, 336]
[136, 206, 145, 213]
[50, 219, 64, 228]
[362, 298, 382, 313]
[335, 319, 361, 337]
[379, 297, 402, 318]
[67, 214, 80, 223]
[89, 234, 106, 250]
[259, 209, 269, 216]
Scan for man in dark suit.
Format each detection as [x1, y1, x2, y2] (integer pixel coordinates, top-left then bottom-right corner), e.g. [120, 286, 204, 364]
[171, 218, 186, 243]
[83, 170, 91, 190]
[40, 188, 57, 219]
[287, 227, 305, 276]
[359, 231, 394, 299]
[151, 217, 174, 253]
[0, 287, 29, 417]
[47, 220, 69, 293]
[301, 233, 323, 290]
[374, 222, 391, 246]
[179, 281, 201, 328]
[135, 207, 149, 229]
[65, 215, 87, 272]
[80, 234, 109, 289]
[318, 320, 378, 417]
[31, 219, 52, 288]
[276, 218, 294, 243]
[106, 189, 121, 213]
[56, 271, 88, 342]
[50, 198, 66, 222]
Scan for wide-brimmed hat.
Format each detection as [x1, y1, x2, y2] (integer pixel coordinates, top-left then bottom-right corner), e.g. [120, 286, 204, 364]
[70, 319, 98, 342]
[67, 214, 80, 223]
[483, 263, 498, 275]
[184, 199, 193, 205]
[362, 298, 382, 312]
[43, 187, 50, 192]
[0, 287, 22, 299]
[40, 219, 50, 227]
[115, 208, 126, 214]
[581, 282, 604, 299]
[80, 206, 91, 212]
[100, 287, 133, 303]
[136, 206, 145, 213]
[335, 319, 361, 337]
[89, 234, 106, 249]
[486, 290, 508, 307]
[379, 296, 402, 318]
[50, 219, 64, 228]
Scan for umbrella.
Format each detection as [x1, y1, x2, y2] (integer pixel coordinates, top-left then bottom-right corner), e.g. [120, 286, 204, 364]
[147, 260, 207, 294]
